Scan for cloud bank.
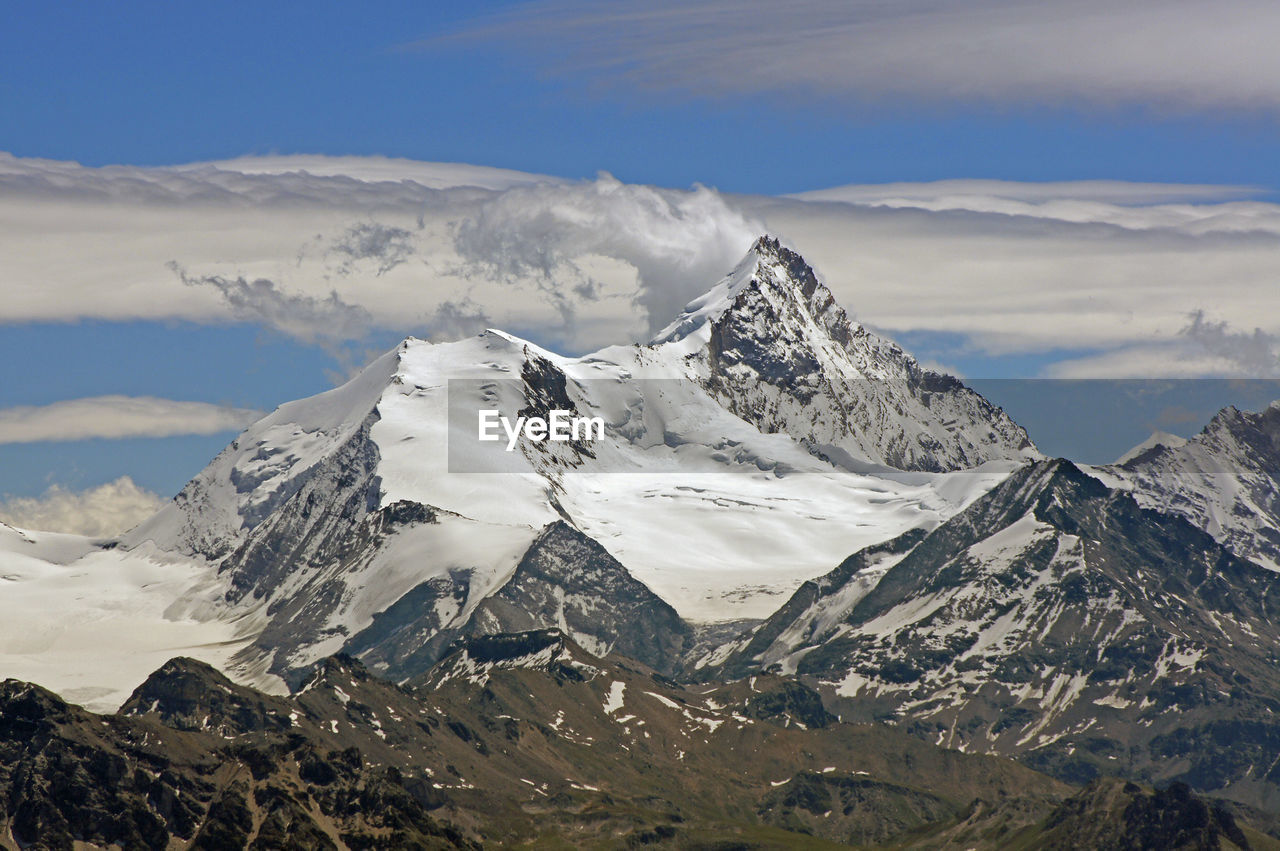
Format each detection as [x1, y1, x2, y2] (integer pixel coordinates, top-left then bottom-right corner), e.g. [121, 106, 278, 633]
[445, 0, 1280, 113]
[0, 477, 165, 537]
[2, 152, 1279, 376]
[791, 180, 1260, 206]
[0, 396, 261, 444]
[183, 154, 560, 191]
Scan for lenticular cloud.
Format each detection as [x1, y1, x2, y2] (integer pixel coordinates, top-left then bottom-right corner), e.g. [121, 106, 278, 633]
[2, 152, 1280, 376]
[448, 0, 1280, 113]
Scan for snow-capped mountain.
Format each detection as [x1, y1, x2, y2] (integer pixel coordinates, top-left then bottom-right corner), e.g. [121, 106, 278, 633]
[5, 232, 1280, 831]
[655, 237, 1037, 473]
[1097, 402, 1280, 571]
[709, 458, 1280, 811]
[95, 237, 1029, 690]
[1113, 430, 1187, 465]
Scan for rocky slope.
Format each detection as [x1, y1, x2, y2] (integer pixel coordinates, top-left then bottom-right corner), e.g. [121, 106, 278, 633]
[0, 671, 474, 849]
[654, 236, 1036, 473]
[342, 521, 692, 685]
[1027, 779, 1257, 851]
[8, 635, 1278, 849]
[1099, 402, 1280, 572]
[709, 459, 1280, 814]
[0, 637, 1047, 849]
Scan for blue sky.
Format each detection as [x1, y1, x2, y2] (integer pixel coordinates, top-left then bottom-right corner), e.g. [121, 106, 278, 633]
[2, 0, 1279, 524]
[5, 1, 1280, 192]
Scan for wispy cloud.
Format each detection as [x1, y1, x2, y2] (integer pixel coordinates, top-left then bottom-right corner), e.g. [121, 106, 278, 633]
[1044, 345, 1261, 379]
[443, 0, 1280, 113]
[182, 153, 560, 192]
[1180, 310, 1280, 376]
[425, 299, 494, 341]
[329, 222, 417, 276]
[0, 396, 260, 444]
[169, 264, 374, 350]
[0, 476, 165, 537]
[449, 173, 762, 336]
[1043, 318, 1280, 379]
[790, 180, 1261, 206]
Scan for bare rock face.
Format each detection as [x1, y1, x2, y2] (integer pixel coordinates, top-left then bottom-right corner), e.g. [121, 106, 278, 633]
[346, 521, 693, 682]
[665, 236, 1036, 472]
[1036, 779, 1250, 851]
[118, 656, 295, 736]
[0, 673, 473, 850]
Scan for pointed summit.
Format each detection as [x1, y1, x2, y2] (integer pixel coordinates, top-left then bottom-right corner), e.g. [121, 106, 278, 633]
[1114, 430, 1188, 465]
[653, 236, 1036, 472]
[651, 235, 831, 347]
[1106, 399, 1280, 571]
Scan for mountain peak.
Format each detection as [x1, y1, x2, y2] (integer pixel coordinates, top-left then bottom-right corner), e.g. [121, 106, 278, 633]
[750, 233, 782, 253]
[1105, 398, 1280, 571]
[748, 235, 816, 284]
[651, 236, 1035, 471]
[747, 234, 803, 270]
[650, 234, 827, 346]
[1002, 457, 1110, 513]
[1202, 400, 1280, 438]
[1115, 430, 1188, 465]
[119, 654, 296, 734]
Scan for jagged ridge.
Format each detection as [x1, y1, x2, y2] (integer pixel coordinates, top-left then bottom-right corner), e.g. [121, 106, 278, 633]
[713, 458, 1280, 813]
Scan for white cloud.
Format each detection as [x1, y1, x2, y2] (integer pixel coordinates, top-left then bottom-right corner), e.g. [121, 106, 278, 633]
[0, 155, 760, 352]
[790, 180, 1260, 206]
[182, 154, 561, 191]
[446, 0, 1280, 112]
[449, 173, 763, 336]
[0, 396, 261, 444]
[1044, 345, 1257, 379]
[2, 152, 1279, 375]
[424, 299, 494, 341]
[745, 192, 1280, 366]
[1179, 310, 1280, 376]
[1036, 311, 1280, 378]
[0, 477, 165, 537]
[786, 182, 1280, 233]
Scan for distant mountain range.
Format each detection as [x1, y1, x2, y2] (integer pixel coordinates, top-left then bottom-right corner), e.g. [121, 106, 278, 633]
[709, 457, 1280, 812]
[2, 632, 1269, 849]
[1099, 403, 1280, 572]
[2, 236, 1279, 848]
